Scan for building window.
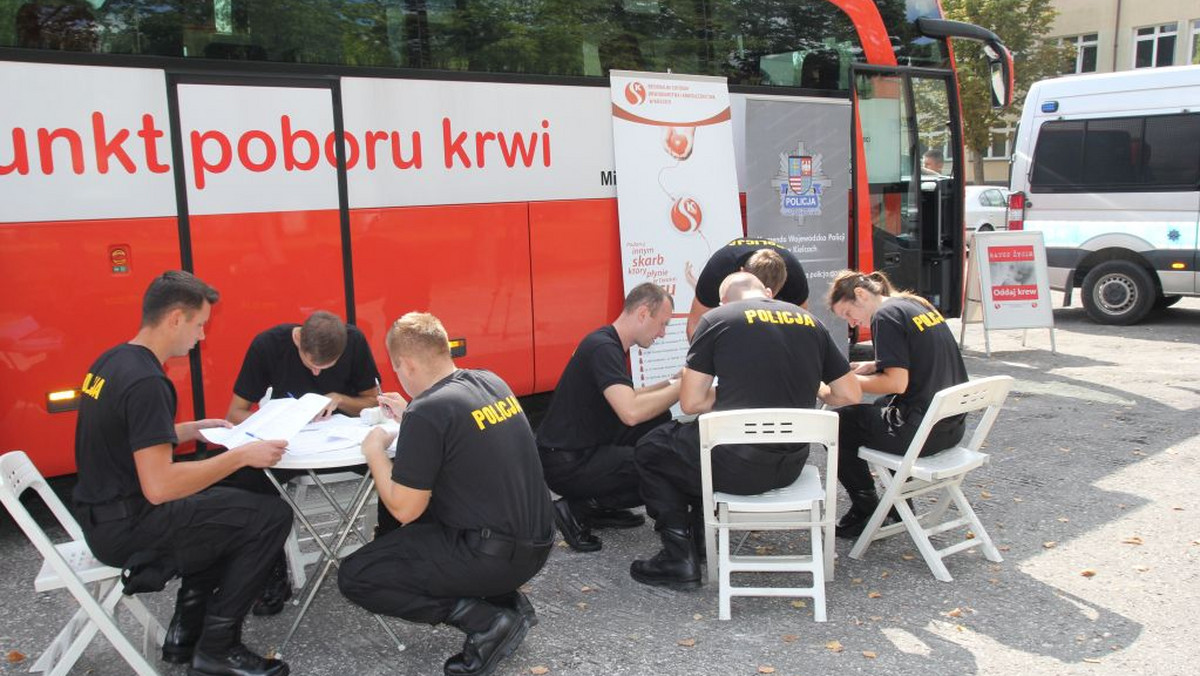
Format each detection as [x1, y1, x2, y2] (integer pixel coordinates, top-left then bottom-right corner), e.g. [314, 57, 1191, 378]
[1061, 34, 1098, 74]
[1191, 19, 1200, 65]
[1134, 23, 1177, 68]
[985, 127, 1014, 159]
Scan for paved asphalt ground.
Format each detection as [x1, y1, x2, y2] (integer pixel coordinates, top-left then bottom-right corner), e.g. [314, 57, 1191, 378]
[2, 296, 1198, 676]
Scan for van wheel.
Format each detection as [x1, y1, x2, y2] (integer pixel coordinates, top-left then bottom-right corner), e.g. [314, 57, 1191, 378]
[978, 224, 994, 232]
[1081, 260, 1155, 325]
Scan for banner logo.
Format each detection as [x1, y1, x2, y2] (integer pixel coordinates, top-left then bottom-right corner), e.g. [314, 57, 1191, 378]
[787, 155, 813, 193]
[773, 143, 831, 220]
[625, 82, 647, 106]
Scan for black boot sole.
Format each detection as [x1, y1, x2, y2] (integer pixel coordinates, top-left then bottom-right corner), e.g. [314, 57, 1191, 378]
[162, 645, 196, 664]
[629, 568, 702, 591]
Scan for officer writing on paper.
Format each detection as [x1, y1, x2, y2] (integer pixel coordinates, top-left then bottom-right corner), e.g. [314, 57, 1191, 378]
[222, 309, 382, 615]
[226, 310, 381, 423]
[536, 282, 681, 552]
[685, 238, 809, 340]
[339, 313, 554, 676]
[73, 270, 291, 676]
[630, 273, 860, 589]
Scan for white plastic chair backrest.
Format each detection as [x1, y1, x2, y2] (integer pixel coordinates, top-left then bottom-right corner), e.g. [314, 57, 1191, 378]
[892, 375, 1014, 478]
[698, 408, 840, 521]
[0, 450, 87, 558]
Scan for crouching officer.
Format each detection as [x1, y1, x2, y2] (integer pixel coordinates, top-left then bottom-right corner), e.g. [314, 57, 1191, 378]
[72, 270, 291, 676]
[338, 312, 554, 676]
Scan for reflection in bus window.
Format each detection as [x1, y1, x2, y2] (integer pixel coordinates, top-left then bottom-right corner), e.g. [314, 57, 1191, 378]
[1, 1, 951, 86]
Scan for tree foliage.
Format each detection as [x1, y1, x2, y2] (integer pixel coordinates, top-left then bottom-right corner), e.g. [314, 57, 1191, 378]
[942, 0, 1074, 181]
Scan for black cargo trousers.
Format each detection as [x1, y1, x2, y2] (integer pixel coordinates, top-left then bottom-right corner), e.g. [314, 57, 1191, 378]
[77, 486, 292, 619]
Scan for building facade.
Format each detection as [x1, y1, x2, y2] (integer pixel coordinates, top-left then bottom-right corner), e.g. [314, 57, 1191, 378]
[972, 0, 1200, 184]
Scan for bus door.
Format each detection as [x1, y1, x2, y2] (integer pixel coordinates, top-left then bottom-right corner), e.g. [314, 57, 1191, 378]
[172, 77, 350, 421]
[855, 70, 963, 316]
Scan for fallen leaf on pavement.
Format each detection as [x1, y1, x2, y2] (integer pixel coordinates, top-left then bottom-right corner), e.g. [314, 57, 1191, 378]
[7, 651, 25, 664]
[851, 577, 862, 584]
[867, 591, 882, 599]
[693, 613, 703, 620]
[1083, 658, 1102, 664]
[980, 491, 993, 499]
[826, 640, 844, 653]
[576, 602, 588, 610]
[1081, 569, 1097, 578]
[1121, 536, 1143, 546]
[999, 545, 1011, 552]
[677, 638, 696, 648]
[790, 600, 807, 609]
[945, 608, 963, 618]
[1043, 541, 1058, 549]
[782, 634, 798, 643]
[580, 586, 594, 593]
[1057, 517, 1070, 523]
[901, 553, 915, 560]
[1133, 565, 1149, 572]
[530, 667, 550, 675]
[862, 651, 878, 659]
[758, 666, 776, 674]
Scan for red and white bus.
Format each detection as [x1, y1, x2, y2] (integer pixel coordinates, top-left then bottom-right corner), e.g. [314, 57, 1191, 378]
[1, 0, 1012, 476]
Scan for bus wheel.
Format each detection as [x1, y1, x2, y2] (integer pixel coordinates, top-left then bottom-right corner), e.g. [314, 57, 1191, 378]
[1081, 260, 1155, 325]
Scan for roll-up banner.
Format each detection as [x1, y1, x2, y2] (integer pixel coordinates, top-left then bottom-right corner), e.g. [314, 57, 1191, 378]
[744, 95, 852, 355]
[610, 71, 743, 387]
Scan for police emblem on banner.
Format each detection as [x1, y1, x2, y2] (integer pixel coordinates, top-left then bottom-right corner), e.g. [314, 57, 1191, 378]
[787, 155, 813, 194]
[774, 144, 831, 220]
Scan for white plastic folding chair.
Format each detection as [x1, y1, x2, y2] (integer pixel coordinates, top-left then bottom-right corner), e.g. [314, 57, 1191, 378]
[848, 375, 1015, 582]
[0, 451, 165, 676]
[698, 408, 839, 621]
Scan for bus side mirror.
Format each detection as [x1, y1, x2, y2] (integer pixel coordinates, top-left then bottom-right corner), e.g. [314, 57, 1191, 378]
[983, 44, 1014, 109]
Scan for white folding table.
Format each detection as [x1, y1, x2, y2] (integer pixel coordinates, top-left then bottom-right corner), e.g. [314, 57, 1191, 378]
[263, 434, 405, 656]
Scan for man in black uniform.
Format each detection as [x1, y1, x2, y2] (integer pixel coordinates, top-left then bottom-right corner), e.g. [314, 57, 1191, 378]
[536, 282, 681, 552]
[73, 270, 291, 676]
[227, 310, 381, 423]
[338, 312, 554, 676]
[686, 237, 810, 339]
[631, 273, 861, 589]
[224, 309, 381, 614]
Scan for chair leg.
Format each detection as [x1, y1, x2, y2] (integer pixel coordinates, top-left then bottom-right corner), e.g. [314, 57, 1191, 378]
[899, 499, 955, 582]
[119, 594, 167, 655]
[948, 484, 1003, 562]
[810, 524, 827, 622]
[718, 524, 732, 621]
[848, 466, 897, 560]
[704, 520, 718, 586]
[284, 524, 308, 591]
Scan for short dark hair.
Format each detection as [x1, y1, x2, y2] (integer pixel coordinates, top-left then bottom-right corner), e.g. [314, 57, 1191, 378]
[742, 249, 787, 294]
[141, 270, 219, 327]
[923, 148, 944, 163]
[298, 311, 348, 365]
[622, 282, 674, 315]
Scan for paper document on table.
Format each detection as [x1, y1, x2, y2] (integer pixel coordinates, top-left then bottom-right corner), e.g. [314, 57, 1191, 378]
[283, 419, 400, 457]
[200, 393, 331, 448]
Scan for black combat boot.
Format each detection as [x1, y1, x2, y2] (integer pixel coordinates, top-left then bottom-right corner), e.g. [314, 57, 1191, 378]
[188, 615, 289, 676]
[250, 553, 291, 616]
[577, 498, 645, 529]
[443, 598, 530, 676]
[485, 590, 538, 628]
[836, 488, 881, 538]
[162, 584, 209, 663]
[552, 498, 601, 552]
[629, 526, 701, 590]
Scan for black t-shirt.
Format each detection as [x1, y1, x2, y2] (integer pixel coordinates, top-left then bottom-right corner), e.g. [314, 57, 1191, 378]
[232, 323, 380, 407]
[695, 238, 809, 307]
[391, 369, 553, 541]
[688, 297, 850, 410]
[871, 298, 969, 415]
[73, 344, 177, 505]
[535, 325, 630, 450]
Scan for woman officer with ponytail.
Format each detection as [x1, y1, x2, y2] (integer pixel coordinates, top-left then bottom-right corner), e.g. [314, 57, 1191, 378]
[825, 270, 969, 537]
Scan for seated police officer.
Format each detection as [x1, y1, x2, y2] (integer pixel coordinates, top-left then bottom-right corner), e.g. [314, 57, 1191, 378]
[536, 282, 681, 552]
[686, 237, 810, 340]
[338, 312, 554, 676]
[227, 310, 381, 423]
[631, 273, 861, 589]
[223, 310, 381, 615]
[72, 270, 291, 676]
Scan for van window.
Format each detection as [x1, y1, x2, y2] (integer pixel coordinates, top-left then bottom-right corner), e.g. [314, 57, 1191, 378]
[1031, 113, 1200, 192]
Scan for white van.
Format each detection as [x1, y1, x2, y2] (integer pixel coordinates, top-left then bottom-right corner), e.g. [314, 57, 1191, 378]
[1007, 66, 1200, 325]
